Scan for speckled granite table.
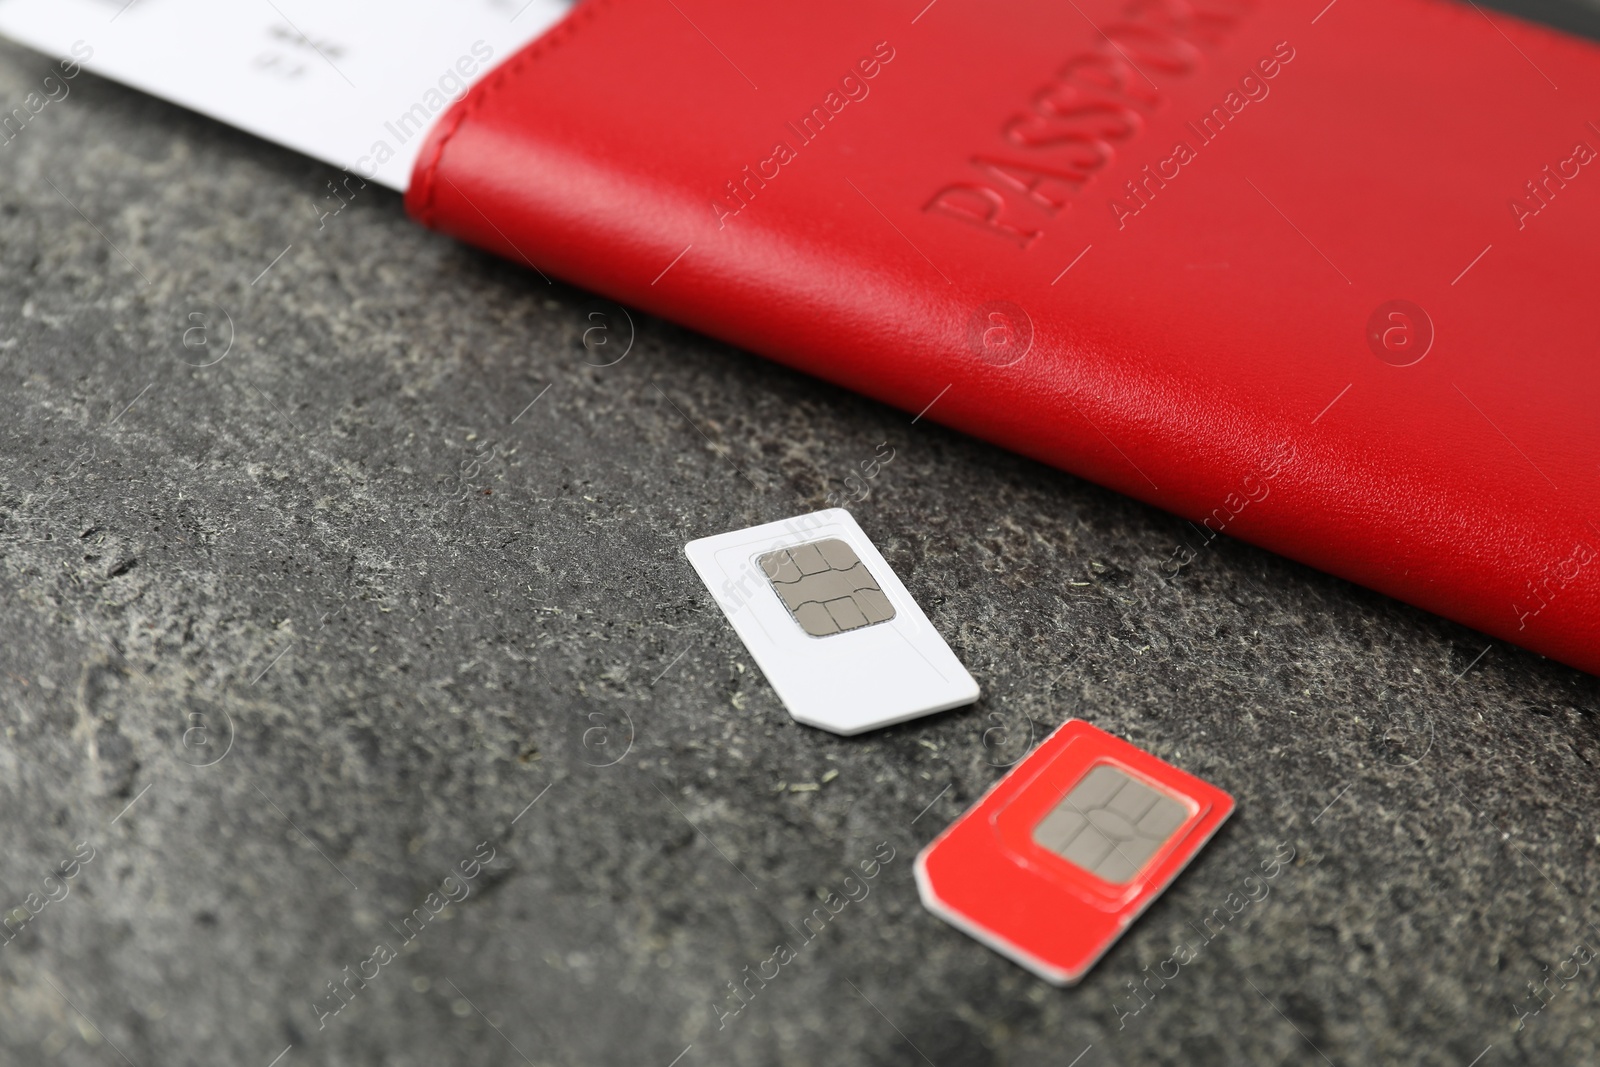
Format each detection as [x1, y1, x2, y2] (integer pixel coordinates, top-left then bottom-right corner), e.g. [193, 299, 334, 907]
[2, 5, 1598, 1064]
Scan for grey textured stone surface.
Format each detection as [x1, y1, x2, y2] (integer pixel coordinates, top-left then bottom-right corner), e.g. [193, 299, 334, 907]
[2, 9, 1599, 1064]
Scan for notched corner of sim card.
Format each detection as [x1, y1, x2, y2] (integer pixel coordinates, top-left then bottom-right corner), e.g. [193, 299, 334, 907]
[912, 847, 1081, 986]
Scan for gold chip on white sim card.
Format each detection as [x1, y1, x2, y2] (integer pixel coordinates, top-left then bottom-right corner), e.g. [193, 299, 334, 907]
[757, 539, 896, 636]
[685, 510, 978, 735]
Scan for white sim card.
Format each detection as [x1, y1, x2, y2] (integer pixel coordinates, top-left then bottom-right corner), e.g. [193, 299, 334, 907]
[686, 510, 979, 735]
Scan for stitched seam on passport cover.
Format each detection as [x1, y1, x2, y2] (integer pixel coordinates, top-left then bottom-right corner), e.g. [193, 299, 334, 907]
[412, 0, 620, 225]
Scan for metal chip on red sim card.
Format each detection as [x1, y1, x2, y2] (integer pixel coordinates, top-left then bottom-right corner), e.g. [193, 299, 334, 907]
[915, 719, 1234, 985]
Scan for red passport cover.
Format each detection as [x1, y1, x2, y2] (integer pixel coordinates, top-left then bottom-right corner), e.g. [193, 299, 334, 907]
[405, 0, 1600, 675]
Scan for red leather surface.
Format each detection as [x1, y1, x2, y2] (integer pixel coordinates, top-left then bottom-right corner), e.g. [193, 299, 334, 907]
[407, 0, 1600, 675]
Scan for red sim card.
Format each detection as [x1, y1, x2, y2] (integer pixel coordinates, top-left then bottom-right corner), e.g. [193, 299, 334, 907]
[915, 719, 1234, 985]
